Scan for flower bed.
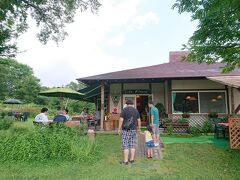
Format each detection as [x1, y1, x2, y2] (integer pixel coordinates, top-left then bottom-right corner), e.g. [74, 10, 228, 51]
[163, 118, 189, 133]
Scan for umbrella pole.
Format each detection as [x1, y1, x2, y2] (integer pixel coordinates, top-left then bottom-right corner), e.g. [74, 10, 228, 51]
[65, 98, 69, 109]
[61, 93, 64, 110]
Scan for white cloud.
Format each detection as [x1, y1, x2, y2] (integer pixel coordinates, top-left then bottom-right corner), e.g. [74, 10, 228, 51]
[133, 12, 159, 29]
[15, 0, 195, 87]
[16, 0, 143, 87]
[107, 11, 160, 47]
[109, 33, 126, 46]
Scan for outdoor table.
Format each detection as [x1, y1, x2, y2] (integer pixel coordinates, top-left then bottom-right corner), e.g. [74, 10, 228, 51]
[71, 116, 82, 121]
[33, 120, 54, 126]
[218, 122, 229, 127]
[65, 121, 80, 127]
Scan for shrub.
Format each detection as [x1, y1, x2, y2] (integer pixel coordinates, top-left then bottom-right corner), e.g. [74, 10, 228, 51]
[167, 124, 173, 135]
[189, 125, 202, 135]
[1, 112, 6, 118]
[164, 118, 172, 123]
[0, 125, 99, 162]
[208, 112, 218, 118]
[0, 118, 14, 130]
[220, 117, 228, 123]
[202, 120, 213, 134]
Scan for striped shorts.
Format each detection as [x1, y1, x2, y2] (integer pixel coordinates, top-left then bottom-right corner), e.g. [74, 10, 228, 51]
[122, 130, 137, 149]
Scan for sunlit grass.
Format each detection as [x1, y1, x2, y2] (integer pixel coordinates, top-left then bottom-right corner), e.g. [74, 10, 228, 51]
[0, 134, 239, 179]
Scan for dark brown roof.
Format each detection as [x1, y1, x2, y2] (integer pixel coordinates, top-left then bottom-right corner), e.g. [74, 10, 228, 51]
[77, 62, 240, 83]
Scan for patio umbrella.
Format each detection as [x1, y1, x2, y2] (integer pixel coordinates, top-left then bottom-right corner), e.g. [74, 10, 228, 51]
[39, 87, 84, 108]
[3, 99, 22, 104]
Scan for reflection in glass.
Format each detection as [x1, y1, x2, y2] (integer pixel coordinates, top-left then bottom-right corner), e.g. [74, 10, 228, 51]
[173, 92, 199, 113]
[199, 92, 226, 113]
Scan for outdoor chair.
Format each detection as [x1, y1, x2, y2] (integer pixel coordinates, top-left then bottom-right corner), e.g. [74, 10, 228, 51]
[7, 112, 14, 117]
[214, 124, 227, 139]
[22, 112, 29, 122]
[88, 119, 95, 129]
[213, 118, 229, 139]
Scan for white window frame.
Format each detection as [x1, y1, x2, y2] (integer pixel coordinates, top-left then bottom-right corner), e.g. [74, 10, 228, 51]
[172, 90, 228, 114]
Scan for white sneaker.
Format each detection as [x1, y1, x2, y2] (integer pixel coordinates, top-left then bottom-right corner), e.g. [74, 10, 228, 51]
[154, 143, 159, 147]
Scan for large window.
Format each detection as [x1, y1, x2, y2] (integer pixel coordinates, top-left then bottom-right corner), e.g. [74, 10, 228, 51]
[172, 91, 227, 114]
[172, 92, 199, 113]
[199, 92, 226, 113]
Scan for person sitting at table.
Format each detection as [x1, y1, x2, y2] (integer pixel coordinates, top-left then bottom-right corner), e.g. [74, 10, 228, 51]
[86, 108, 90, 115]
[35, 107, 49, 123]
[53, 110, 67, 122]
[63, 108, 71, 121]
[80, 108, 88, 118]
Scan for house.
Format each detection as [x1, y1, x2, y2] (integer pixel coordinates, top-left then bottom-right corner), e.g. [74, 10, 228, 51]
[77, 51, 240, 129]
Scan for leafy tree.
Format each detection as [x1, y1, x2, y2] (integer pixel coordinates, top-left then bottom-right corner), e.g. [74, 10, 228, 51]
[0, 58, 41, 102]
[173, 0, 240, 72]
[16, 76, 41, 102]
[65, 81, 86, 91]
[0, 0, 101, 57]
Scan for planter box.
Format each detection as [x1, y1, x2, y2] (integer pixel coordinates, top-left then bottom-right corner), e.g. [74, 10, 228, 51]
[104, 121, 114, 131]
[163, 123, 189, 133]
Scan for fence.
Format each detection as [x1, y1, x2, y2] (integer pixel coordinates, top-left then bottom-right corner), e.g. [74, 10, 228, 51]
[168, 114, 208, 127]
[229, 118, 240, 149]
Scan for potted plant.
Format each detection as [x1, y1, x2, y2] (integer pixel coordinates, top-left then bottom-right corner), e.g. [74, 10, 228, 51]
[208, 112, 218, 119]
[177, 118, 189, 124]
[155, 103, 167, 119]
[182, 113, 190, 118]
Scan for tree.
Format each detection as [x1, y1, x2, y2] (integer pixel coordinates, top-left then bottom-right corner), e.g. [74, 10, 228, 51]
[173, 0, 240, 72]
[16, 76, 41, 103]
[65, 81, 86, 91]
[0, 0, 101, 57]
[0, 58, 41, 102]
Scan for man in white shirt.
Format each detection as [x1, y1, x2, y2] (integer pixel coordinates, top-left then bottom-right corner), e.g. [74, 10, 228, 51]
[35, 107, 49, 123]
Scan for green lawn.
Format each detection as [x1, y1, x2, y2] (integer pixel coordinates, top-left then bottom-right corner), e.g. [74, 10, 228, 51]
[0, 133, 240, 180]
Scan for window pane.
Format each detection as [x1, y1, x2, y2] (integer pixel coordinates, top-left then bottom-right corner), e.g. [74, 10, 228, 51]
[199, 92, 226, 113]
[172, 92, 199, 113]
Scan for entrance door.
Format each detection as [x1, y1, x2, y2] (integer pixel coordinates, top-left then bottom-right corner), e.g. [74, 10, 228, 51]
[123, 95, 136, 108]
[123, 94, 152, 126]
[136, 95, 149, 126]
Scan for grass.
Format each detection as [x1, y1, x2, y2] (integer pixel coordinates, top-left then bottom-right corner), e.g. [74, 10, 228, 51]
[0, 130, 240, 179]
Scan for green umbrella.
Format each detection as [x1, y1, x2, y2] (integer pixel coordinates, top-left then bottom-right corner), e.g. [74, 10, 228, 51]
[3, 99, 22, 104]
[39, 87, 84, 108]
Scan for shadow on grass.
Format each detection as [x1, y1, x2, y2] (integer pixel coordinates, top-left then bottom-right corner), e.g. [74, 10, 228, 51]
[162, 135, 230, 149]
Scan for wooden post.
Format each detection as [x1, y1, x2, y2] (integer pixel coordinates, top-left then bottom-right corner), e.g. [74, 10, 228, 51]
[167, 80, 172, 114]
[100, 82, 105, 131]
[231, 87, 235, 115]
[164, 80, 168, 113]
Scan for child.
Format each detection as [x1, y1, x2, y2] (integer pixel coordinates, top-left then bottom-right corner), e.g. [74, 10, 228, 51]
[145, 125, 154, 159]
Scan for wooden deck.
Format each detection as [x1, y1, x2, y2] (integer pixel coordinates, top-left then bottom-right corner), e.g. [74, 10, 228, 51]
[136, 133, 163, 160]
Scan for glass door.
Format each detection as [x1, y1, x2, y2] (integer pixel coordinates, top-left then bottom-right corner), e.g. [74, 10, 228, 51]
[123, 95, 136, 108]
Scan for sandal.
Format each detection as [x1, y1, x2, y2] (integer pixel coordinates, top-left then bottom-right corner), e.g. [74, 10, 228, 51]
[119, 161, 128, 165]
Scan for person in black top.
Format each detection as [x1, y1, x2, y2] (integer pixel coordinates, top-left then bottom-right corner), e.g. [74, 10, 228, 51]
[118, 100, 141, 165]
[53, 110, 67, 122]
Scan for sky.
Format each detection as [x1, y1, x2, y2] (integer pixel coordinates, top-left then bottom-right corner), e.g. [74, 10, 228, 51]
[16, 0, 197, 87]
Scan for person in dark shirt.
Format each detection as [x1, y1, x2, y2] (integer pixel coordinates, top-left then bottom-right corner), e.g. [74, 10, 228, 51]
[118, 100, 141, 165]
[53, 111, 67, 122]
